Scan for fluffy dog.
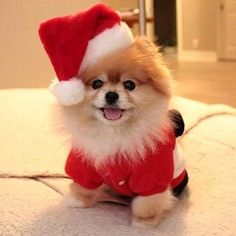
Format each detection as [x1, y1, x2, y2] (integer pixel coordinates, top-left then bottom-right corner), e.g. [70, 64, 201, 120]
[59, 37, 187, 227]
[39, 3, 188, 228]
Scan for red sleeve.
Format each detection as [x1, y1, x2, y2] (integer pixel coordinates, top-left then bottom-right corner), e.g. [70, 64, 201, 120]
[129, 129, 176, 196]
[65, 149, 103, 189]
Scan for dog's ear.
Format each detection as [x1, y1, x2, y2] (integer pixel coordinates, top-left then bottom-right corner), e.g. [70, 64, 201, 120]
[133, 36, 159, 56]
[168, 109, 185, 137]
[132, 37, 172, 97]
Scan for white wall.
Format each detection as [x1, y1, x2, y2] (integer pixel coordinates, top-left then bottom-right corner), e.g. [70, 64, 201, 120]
[0, 0, 155, 88]
[0, 0, 98, 88]
[102, 0, 137, 9]
[181, 0, 217, 51]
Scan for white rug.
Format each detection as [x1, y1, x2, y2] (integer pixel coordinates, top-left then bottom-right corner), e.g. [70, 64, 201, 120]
[0, 89, 236, 235]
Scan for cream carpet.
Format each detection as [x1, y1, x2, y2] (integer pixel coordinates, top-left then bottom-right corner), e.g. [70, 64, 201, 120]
[0, 89, 236, 235]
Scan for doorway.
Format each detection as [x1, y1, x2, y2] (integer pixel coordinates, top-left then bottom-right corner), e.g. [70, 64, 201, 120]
[153, 0, 177, 49]
[218, 0, 236, 59]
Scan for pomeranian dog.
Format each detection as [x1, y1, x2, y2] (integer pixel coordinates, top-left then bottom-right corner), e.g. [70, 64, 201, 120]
[38, 3, 187, 228]
[57, 37, 188, 227]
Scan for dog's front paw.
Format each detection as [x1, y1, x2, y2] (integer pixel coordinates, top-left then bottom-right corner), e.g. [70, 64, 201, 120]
[65, 182, 98, 208]
[131, 189, 175, 228]
[62, 194, 86, 208]
[131, 215, 161, 228]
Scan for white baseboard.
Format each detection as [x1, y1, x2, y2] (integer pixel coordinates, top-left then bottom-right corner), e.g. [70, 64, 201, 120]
[178, 50, 217, 61]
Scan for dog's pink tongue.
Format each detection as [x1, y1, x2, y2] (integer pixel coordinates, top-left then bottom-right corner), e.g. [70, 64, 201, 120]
[104, 108, 122, 120]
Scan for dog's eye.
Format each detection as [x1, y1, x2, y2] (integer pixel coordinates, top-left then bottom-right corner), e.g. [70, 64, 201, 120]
[123, 80, 136, 91]
[92, 79, 103, 89]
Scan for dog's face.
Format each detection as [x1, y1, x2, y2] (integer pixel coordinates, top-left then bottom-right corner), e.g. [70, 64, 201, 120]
[85, 74, 140, 125]
[78, 37, 172, 127]
[59, 37, 173, 159]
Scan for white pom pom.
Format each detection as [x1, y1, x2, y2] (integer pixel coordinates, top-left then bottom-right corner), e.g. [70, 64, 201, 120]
[49, 77, 85, 106]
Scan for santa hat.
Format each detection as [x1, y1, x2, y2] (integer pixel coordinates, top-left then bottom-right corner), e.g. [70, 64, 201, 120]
[39, 3, 134, 106]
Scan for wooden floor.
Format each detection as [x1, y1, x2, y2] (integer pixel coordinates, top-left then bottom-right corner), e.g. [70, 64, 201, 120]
[164, 56, 236, 108]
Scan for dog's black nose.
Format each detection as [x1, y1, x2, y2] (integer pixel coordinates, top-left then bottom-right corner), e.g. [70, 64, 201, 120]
[105, 91, 119, 104]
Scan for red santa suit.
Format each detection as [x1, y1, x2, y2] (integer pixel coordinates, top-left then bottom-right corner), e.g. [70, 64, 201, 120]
[65, 129, 187, 197]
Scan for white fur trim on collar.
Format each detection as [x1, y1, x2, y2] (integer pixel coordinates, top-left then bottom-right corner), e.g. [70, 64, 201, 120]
[49, 78, 85, 106]
[79, 22, 134, 74]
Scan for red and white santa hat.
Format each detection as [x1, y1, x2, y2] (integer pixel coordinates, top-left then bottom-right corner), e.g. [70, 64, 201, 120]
[39, 3, 134, 106]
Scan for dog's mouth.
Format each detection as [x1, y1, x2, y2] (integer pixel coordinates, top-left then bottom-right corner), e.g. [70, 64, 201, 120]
[100, 107, 124, 121]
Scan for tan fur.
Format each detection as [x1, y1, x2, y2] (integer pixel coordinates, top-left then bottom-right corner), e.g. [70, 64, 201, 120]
[131, 189, 176, 227]
[60, 37, 176, 227]
[65, 183, 114, 208]
[81, 37, 172, 96]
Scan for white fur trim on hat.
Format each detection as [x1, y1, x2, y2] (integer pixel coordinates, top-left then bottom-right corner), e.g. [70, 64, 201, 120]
[49, 78, 85, 106]
[79, 22, 134, 74]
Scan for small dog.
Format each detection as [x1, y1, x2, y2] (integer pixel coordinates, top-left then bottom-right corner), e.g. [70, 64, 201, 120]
[58, 37, 188, 227]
